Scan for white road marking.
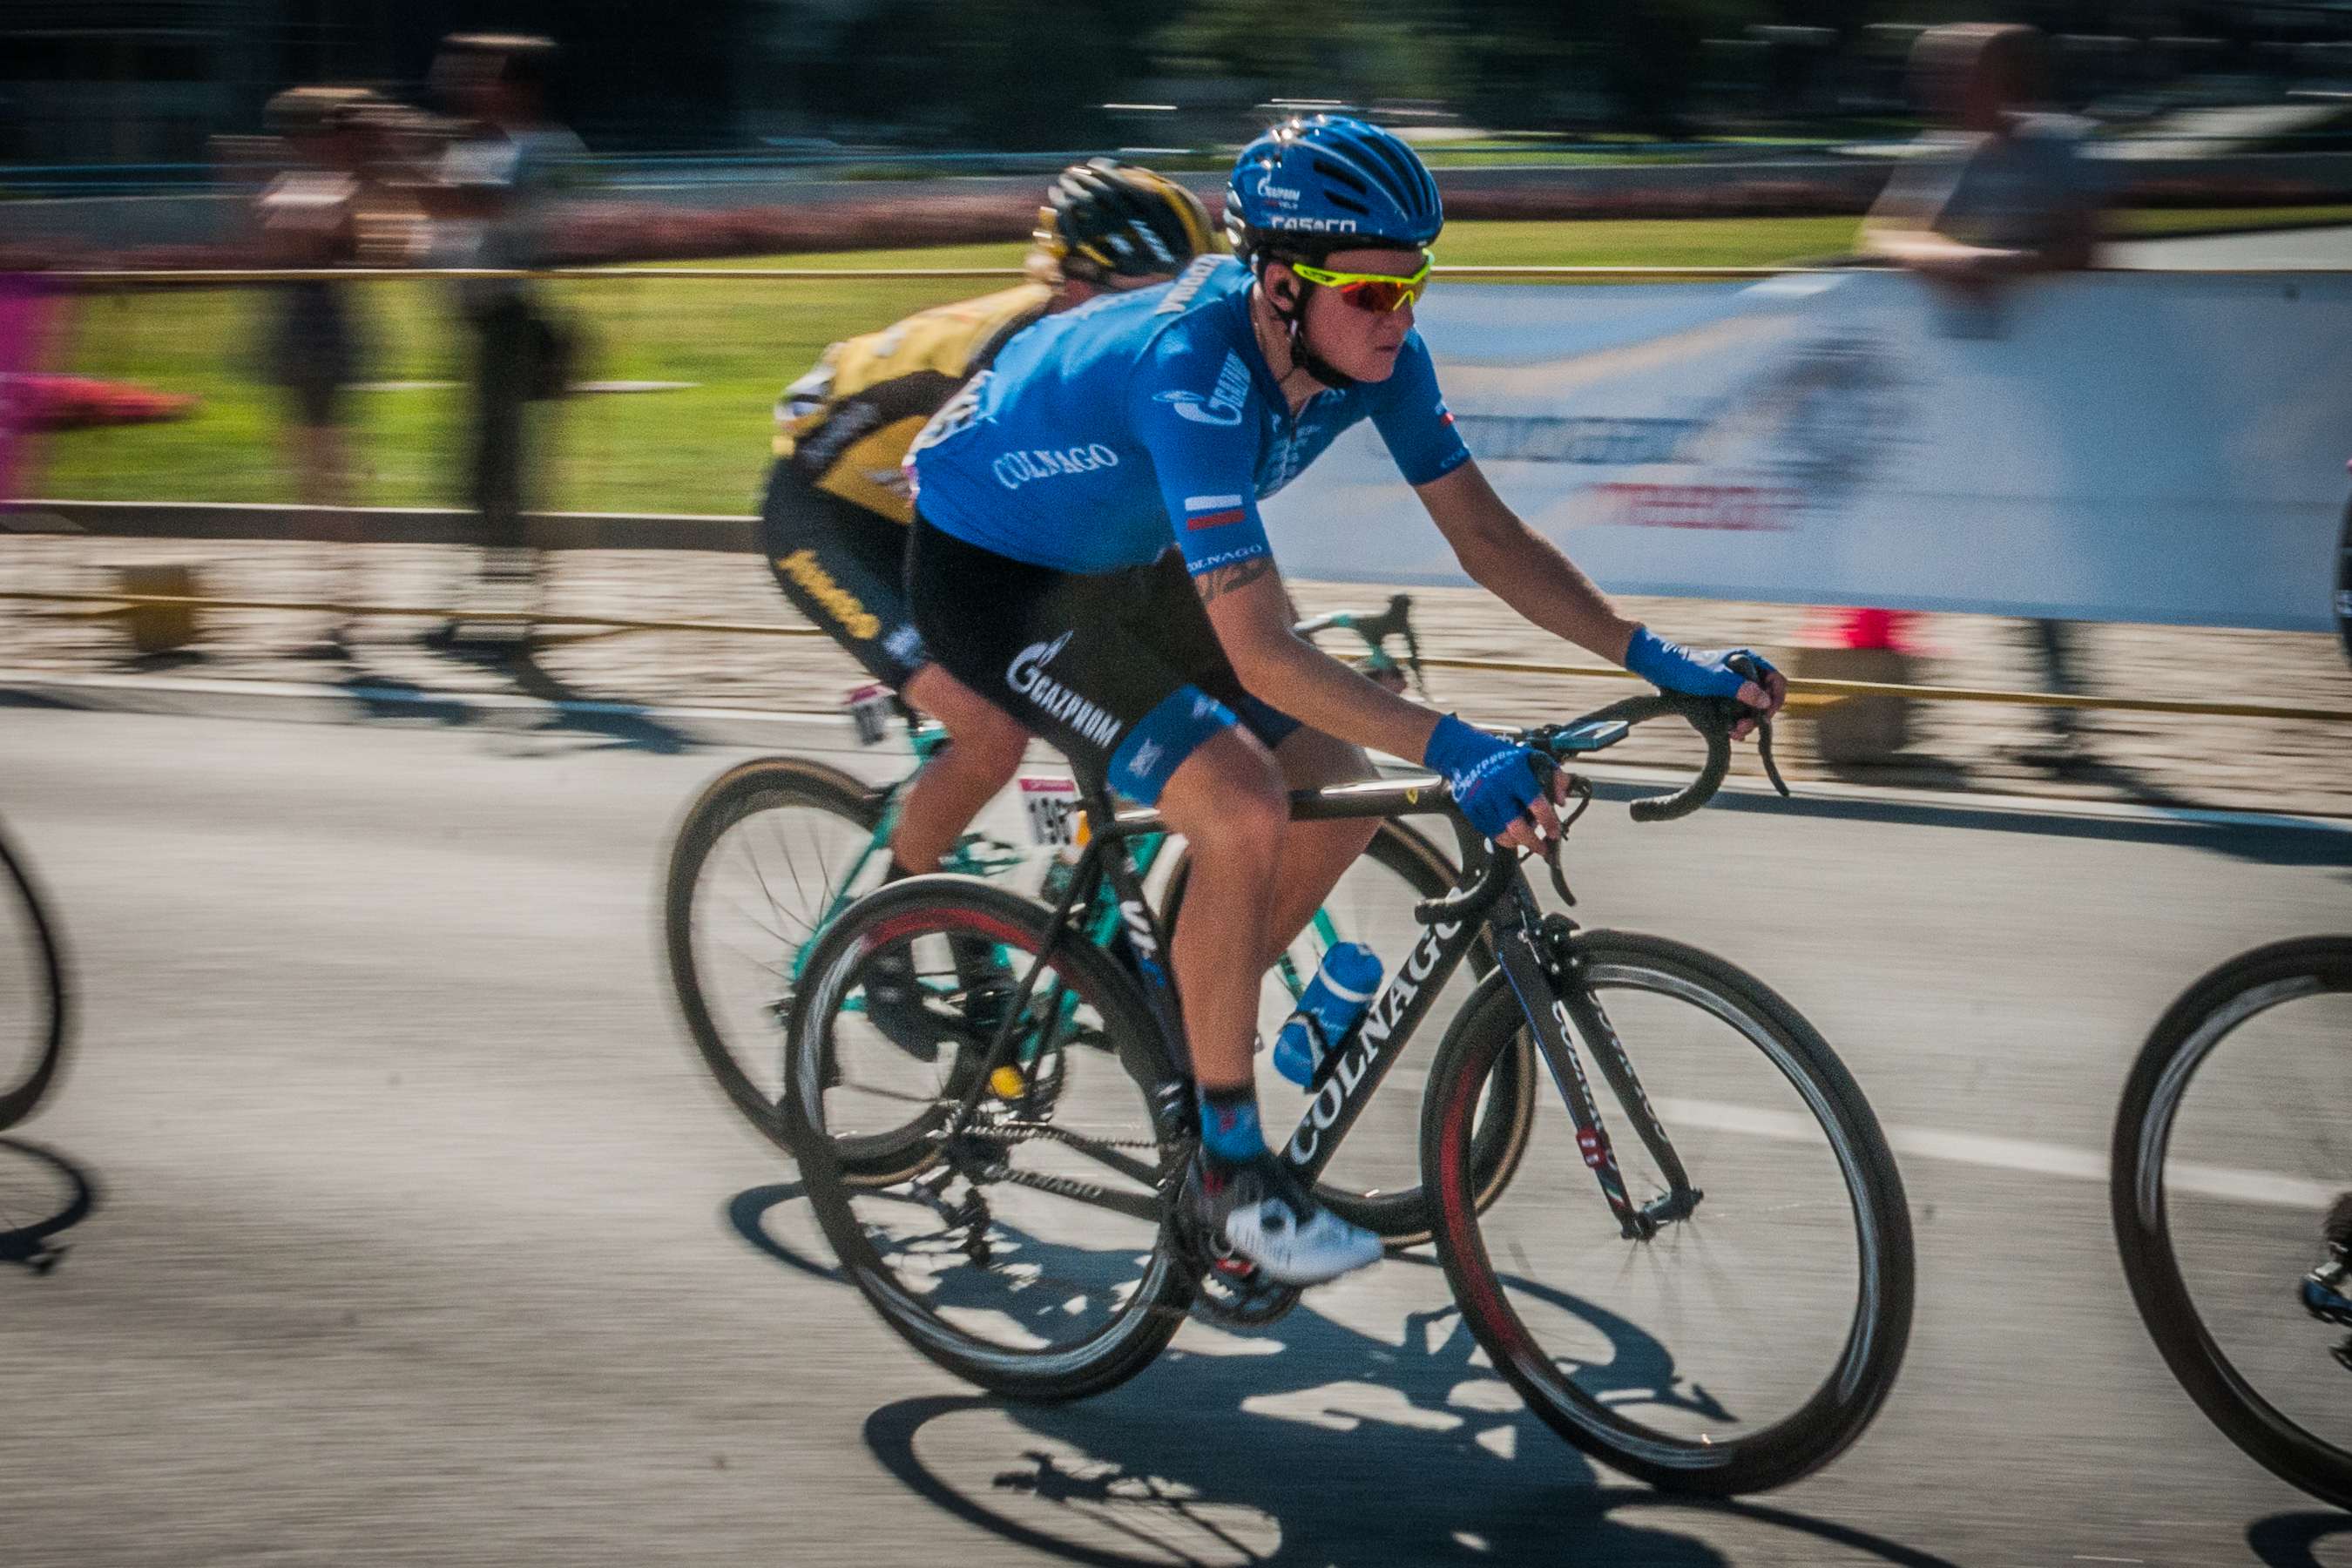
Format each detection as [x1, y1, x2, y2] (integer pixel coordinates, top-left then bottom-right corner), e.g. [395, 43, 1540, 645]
[1656, 1097, 2342, 1211]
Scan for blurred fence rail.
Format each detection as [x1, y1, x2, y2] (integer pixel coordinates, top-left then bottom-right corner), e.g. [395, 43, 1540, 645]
[3, 585, 2348, 726]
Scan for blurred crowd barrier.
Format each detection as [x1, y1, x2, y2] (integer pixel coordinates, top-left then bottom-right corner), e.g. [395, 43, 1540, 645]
[4, 260, 2350, 794]
[1276, 267, 2352, 633]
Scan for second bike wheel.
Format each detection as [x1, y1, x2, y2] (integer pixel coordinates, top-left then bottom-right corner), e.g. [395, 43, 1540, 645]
[667, 756, 974, 1164]
[1423, 931, 1914, 1495]
[0, 827, 69, 1134]
[786, 876, 1191, 1402]
[2111, 935, 2352, 1510]
[1162, 817, 1533, 1247]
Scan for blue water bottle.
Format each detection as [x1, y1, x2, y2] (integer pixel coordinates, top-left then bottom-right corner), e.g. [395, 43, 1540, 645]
[1272, 943, 1384, 1087]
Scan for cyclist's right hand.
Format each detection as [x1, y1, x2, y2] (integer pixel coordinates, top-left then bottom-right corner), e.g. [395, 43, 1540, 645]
[1423, 713, 1563, 853]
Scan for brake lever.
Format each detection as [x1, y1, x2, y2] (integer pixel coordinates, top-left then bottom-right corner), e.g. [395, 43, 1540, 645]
[1529, 760, 1592, 905]
[1724, 652, 1794, 801]
[1756, 716, 1791, 797]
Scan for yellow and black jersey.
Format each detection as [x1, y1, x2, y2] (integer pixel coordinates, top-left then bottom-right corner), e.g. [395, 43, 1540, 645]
[773, 282, 1055, 524]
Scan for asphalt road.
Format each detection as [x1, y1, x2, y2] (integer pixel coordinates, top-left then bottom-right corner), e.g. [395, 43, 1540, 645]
[3, 701, 2349, 1568]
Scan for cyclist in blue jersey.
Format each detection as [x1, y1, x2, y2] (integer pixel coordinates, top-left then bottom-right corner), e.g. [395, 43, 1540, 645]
[906, 115, 1787, 1285]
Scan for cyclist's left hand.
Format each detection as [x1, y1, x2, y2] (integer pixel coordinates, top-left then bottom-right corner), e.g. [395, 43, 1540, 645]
[1623, 627, 1788, 741]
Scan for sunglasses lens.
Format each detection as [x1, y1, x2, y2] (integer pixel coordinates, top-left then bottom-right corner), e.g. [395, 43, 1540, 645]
[1339, 279, 1414, 312]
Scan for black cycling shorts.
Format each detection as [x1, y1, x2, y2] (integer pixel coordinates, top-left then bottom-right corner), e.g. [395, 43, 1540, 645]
[759, 463, 929, 688]
[907, 513, 1299, 803]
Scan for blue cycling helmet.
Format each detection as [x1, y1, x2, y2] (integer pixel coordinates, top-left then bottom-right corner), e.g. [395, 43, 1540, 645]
[1225, 114, 1443, 262]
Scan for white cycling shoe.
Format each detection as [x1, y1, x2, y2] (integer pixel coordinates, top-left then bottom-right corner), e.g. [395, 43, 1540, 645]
[1184, 1150, 1383, 1285]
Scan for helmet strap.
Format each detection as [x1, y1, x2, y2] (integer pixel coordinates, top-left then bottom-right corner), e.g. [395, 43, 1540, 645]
[1264, 264, 1355, 391]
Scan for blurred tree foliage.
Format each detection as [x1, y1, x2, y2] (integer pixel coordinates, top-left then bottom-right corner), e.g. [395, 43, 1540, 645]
[760, 0, 1928, 145]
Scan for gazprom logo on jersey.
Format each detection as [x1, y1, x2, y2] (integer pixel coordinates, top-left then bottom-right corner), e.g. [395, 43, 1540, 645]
[1007, 632, 1124, 749]
[992, 443, 1120, 491]
[1157, 349, 1250, 428]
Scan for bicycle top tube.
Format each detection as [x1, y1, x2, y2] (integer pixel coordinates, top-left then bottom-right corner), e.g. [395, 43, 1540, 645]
[1090, 774, 1455, 840]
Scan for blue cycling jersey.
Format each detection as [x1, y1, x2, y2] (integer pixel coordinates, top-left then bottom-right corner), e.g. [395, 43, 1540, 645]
[909, 255, 1472, 576]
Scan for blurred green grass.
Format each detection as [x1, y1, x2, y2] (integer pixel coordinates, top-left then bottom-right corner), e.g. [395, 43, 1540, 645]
[30, 206, 2349, 514]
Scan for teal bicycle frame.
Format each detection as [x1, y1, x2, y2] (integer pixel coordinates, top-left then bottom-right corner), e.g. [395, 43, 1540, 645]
[794, 595, 1429, 1048]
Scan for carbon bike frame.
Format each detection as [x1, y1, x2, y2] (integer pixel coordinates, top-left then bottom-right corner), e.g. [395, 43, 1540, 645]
[944, 770, 1700, 1242]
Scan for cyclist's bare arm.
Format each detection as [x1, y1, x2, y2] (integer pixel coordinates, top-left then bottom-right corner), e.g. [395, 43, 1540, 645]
[1413, 462, 1640, 665]
[1197, 558, 1439, 764]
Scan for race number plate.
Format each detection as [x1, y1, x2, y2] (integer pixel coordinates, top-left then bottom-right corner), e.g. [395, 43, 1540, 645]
[845, 684, 892, 747]
[1019, 776, 1082, 848]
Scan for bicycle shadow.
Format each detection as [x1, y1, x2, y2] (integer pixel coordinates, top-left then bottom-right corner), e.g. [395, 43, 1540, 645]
[2248, 1511, 2352, 1567]
[727, 1183, 1950, 1568]
[0, 1135, 98, 1275]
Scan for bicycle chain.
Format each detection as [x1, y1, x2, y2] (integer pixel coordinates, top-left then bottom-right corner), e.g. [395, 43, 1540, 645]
[955, 1119, 1167, 1154]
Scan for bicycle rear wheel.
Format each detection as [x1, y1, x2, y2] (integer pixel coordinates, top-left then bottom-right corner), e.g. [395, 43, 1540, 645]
[2111, 936, 2352, 1509]
[0, 827, 68, 1133]
[666, 757, 898, 1152]
[1423, 931, 1913, 1494]
[1163, 818, 1532, 1247]
[787, 876, 1190, 1401]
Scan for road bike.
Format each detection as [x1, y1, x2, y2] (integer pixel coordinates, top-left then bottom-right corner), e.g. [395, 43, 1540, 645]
[0, 819, 68, 1133]
[785, 686, 1916, 1495]
[666, 596, 1533, 1246]
[2111, 935, 2352, 1508]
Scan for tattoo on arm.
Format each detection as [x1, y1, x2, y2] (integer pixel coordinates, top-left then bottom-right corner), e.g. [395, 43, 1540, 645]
[1193, 556, 1276, 604]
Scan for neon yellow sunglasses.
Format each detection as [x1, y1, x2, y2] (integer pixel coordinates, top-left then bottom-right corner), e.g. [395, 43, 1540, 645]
[1289, 252, 1434, 313]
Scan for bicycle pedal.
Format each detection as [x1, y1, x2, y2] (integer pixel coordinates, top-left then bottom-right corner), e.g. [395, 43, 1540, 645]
[2303, 1266, 2352, 1326]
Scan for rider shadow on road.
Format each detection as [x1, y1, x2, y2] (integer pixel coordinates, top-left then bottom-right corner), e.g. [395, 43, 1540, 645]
[727, 1183, 1954, 1568]
[499, 645, 696, 755]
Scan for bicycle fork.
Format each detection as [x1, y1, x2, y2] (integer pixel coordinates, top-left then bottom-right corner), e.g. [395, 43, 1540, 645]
[1491, 899, 1702, 1240]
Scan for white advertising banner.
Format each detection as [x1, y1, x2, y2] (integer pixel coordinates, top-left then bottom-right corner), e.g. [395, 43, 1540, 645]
[1264, 269, 2351, 631]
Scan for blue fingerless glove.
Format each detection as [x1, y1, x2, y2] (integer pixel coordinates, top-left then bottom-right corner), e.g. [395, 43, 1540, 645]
[1423, 713, 1546, 842]
[1624, 626, 1777, 700]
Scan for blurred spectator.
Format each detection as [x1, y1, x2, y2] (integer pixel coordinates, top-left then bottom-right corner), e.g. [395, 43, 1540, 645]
[1862, 22, 2108, 771]
[257, 86, 380, 658]
[422, 34, 584, 652]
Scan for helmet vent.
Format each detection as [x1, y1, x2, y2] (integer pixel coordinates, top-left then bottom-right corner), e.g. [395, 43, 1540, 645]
[1310, 156, 1369, 195]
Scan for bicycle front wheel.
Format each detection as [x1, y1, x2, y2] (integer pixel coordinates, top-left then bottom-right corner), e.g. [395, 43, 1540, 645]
[1423, 931, 1913, 1495]
[2111, 936, 2352, 1509]
[0, 827, 68, 1133]
[787, 876, 1191, 1402]
[665, 757, 894, 1152]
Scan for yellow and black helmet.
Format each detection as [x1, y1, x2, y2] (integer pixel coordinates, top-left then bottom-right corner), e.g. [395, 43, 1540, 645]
[1030, 159, 1217, 286]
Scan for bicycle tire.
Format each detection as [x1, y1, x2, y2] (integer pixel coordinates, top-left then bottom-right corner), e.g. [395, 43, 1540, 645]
[1423, 930, 1914, 1494]
[0, 827, 69, 1134]
[786, 876, 1191, 1401]
[1161, 816, 1533, 1246]
[666, 756, 897, 1154]
[2111, 935, 2352, 1510]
